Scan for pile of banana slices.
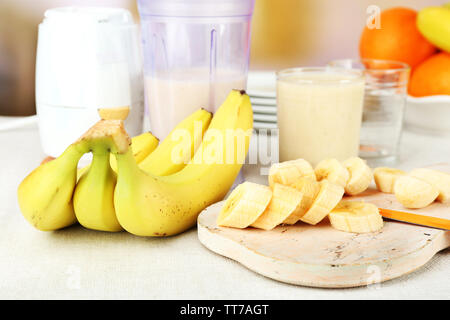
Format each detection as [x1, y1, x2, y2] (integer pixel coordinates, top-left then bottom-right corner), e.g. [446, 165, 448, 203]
[374, 167, 450, 208]
[218, 158, 450, 234]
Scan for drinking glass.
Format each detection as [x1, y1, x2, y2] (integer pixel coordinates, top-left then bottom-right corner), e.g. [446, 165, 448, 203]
[328, 59, 410, 165]
[277, 67, 365, 165]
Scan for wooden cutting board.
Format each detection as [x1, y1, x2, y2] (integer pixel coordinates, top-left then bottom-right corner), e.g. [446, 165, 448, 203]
[197, 164, 450, 288]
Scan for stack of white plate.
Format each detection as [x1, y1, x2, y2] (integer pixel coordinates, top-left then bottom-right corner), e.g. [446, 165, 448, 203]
[247, 71, 277, 130]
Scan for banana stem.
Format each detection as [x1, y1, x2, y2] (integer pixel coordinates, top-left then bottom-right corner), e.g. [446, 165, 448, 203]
[89, 150, 115, 180]
[76, 120, 131, 155]
[115, 148, 142, 179]
[59, 140, 91, 168]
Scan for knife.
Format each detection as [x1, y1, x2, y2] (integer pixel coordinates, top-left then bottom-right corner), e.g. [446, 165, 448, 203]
[379, 208, 450, 230]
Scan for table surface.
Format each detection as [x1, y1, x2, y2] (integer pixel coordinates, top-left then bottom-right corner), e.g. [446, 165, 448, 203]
[0, 117, 449, 299]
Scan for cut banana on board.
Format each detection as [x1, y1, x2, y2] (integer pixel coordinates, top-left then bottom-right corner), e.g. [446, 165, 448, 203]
[251, 184, 303, 230]
[342, 157, 373, 195]
[409, 168, 450, 204]
[394, 176, 439, 209]
[283, 178, 320, 224]
[373, 167, 406, 193]
[217, 182, 272, 229]
[315, 158, 349, 188]
[329, 201, 383, 233]
[300, 180, 345, 225]
[98, 107, 130, 120]
[268, 159, 316, 188]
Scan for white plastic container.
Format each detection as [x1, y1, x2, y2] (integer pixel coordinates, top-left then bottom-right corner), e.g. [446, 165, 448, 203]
[36, 7, 144, 157]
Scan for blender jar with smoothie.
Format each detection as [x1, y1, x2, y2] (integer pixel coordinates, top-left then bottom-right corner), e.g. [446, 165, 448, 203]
[137, 0, 255, 139]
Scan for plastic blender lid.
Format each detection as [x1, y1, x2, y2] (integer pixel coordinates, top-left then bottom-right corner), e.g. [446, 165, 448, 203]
[137, 0, 255, 17]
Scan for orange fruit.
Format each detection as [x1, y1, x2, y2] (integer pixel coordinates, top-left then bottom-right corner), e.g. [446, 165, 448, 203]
[360, 7, 436, 69]
[409, 52, 450, 97]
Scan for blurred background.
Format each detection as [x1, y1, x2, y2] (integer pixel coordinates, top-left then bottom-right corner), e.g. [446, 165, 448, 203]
[0, 0, 443, 116]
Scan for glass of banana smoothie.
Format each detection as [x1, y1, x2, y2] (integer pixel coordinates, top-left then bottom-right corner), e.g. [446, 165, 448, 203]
[277, 67, 365, 165]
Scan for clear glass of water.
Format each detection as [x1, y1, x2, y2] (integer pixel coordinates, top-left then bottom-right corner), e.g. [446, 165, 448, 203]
[328, 59, 410, 165]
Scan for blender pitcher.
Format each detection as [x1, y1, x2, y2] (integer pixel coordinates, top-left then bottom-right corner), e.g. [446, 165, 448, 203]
[137, 0, 255, 139]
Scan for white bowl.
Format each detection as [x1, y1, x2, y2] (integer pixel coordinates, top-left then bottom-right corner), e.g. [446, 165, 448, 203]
[405, 95, 450, 135]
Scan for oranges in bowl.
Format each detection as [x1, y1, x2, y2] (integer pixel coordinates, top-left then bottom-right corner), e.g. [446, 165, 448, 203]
[409, 52, 450, 97]
[360, 6, 450, 97]
[359, 7, 435, 69]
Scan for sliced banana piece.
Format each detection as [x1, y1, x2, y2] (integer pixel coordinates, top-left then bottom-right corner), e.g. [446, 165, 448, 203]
[329, 201, 383, 233]
[394, 176, 439, 209]
[315, 158, 349, 187]
[283, 178, 320, 224]
[300, 180, 345, 225]
[373, 167, 406, 193]
[98, 107, 130, 120]
[268, 159, 316, 188]
[342, 157, 373, 195]
[251, 184, 303, 230]
[217, 182, 272, 228]
[409, 168, 450, 204]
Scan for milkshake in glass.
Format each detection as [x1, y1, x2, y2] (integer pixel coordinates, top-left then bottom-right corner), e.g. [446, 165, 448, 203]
[277, 67, 365, 165]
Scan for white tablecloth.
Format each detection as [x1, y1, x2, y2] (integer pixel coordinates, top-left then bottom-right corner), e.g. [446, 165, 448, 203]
[0, 117, 449, 299]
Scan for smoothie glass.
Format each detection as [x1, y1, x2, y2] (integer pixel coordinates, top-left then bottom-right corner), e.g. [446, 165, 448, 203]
[137, 0, 255, 139]
[328, 59, 410, 165]
[277, 67, 365, 165]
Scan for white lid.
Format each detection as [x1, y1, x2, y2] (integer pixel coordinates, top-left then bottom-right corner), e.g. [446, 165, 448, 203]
[43, 7, 133, 25]
[36, 7, 142, 109]
[137, 0, 255, 18]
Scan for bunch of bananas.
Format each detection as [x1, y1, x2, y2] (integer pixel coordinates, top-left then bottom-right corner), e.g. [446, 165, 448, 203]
[17, 90, 253, 237]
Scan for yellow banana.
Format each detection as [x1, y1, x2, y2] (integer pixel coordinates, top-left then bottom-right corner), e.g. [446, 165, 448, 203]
[139, 109, 212, 176]
[394, 175, 439, 209]
[283, 177, 320, 224]
[98, 107, 130, 121]
[409, 168, 450, 204]
[342, 157, 373, 195]
[72, 109, 211, 233]
[417, 6, 450, 53]
[93, 90, 253, 236]
[218, 182, 272, 229]
[315, 158, 349, 187]
[373, 167, 406, 194]
[251, 183, 303, 230]
[17, 141, 90, 231]
[329, 201, 383, 233]
[73, 131, 158, 232]
[73, 149, 121, 232]
[300, 180, 344, 225]
[268, 159, 316, 188]
[110, 132, 159, 171]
